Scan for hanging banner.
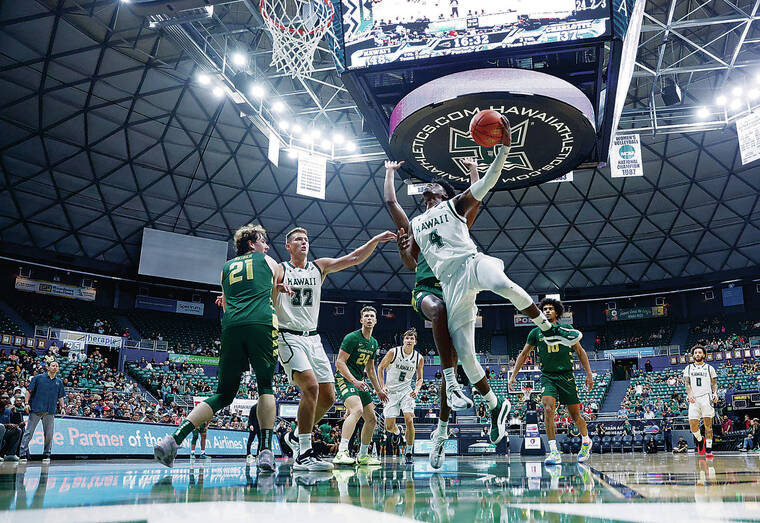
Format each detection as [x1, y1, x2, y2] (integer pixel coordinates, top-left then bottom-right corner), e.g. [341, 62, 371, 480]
[268, 130, 280, 167]
[609, 133, 644, 177]
[15, 276, 96, 302]
[736, 112, 760, 165]
[135, 295, 204, 316]
[297, 152, 326, 200]
[514, 312, 574, 327]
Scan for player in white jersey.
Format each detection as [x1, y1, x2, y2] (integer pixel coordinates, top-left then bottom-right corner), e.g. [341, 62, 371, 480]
[276, 226, 396, 471]
[399, 116, 582, 455]
[683, 344, 717, 458]
[377, 328, 424, 465]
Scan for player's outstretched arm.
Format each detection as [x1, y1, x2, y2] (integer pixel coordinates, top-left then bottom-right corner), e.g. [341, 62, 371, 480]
[454, 118, 511, 217]
[461, 157, 482, 227]
[573, 342, 594, 392]
[265, 256, 293, 298]
[377, 349, 395, 395]
[315, 231, 397, 277]
[413, 355, 424, 398]
[509, 343, 534, 394]
[367, 358, 388, 403]
[683, 371, 695, 403]
[383, 160, 410, 231]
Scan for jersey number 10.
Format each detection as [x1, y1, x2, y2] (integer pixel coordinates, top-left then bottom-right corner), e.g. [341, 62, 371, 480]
[547, 343, 560, 353]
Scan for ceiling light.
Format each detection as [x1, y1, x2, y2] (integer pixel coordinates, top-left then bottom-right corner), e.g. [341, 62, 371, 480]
[292, 124, 303, 134]
[310, 128, 321, 139]
[716, 95, 727, 105]
[729, 99, 741, 110]
[249, 84, 265, 99]
[272, 101, 285, 113]
[288, 149, 298, 158]
[332, 133, 344, 144]
[696, 107, 709, 119]
[346, 141, 357, 151]
[212, 86, 225, 98]
[231, 52, 247, 66]
[731, 86, 743, 97]
[320, 139, 332, 149]
[303, 134, 315, 143]
[748, 89, 759, 100]
[279, 121, 290, 130]
[197, 73, 211, 85]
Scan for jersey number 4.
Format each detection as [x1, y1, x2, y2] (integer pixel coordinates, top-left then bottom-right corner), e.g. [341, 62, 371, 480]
[429, 230, 445, 248]
[290, 288, 313, 306]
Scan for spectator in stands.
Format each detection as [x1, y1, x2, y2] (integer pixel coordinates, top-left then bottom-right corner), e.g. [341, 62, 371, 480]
[595, 423, 606, 437]
[673, 437, 688, 453]
[588, 399, 599, 413]
[646, 436, 658, 454]
[643, 405, 655, 420]
[622, 420, 634, 436]
[20, 360, 65, 463]
[617, 406, 629, 419]
[662, 418, 673, 451]
[667, 374, 677, 386]
[0, 394, 21, 461]
[745, 414, 752, 430]
[742, 418, 759, 452]
[721, 415, 733, 435]
[645, 360, 653, 373]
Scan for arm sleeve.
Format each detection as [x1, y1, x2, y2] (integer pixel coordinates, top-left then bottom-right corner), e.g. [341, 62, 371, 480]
[469, 145, 510, 201]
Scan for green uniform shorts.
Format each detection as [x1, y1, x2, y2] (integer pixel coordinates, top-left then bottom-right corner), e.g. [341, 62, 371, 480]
[541, 371, 580, 406]
[218, 323, 278, 398]
[335, 374, 373, 407]
[411, 282, 444, 322]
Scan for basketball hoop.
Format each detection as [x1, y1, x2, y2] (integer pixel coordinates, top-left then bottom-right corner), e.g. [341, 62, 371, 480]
[259, 0, 334, 80]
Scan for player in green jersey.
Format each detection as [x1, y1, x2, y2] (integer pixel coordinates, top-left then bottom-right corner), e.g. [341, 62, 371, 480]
[333, 306, 388, 466]
[384, 157, 481, 468]
[154, 224, 292, 471]
[509, 298, 594, 464]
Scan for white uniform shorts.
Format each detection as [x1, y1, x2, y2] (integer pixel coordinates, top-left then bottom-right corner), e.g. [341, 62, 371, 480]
[384, 388, 416, 418]
[688, 395, 715, 420]
[278, 332, 334, 384]
[441, 253, 504, 332]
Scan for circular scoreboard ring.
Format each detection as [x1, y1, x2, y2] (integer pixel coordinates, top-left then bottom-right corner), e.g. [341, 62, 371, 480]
[389, 68, 597, 191]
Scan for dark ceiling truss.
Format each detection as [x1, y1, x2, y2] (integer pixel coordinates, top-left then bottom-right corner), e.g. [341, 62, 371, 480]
[0, 0, 759, 295]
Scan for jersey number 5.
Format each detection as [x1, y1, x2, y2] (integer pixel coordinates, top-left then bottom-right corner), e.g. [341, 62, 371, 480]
[429, 230, 444, 248]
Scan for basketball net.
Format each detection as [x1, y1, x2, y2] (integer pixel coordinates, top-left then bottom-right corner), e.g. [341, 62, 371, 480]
[259, 0, 334, 80]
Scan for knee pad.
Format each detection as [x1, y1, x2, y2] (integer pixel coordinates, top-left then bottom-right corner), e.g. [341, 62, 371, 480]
[459, 349, 485, 384]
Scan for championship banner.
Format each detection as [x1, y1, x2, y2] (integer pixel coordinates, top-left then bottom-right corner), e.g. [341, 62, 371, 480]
[609, 133, 644, 177]
[736, 112, 760, 165]
[605, 306, 667, 321]
[26, 417, 281, 457]
[15, 276, 96, 302]
[135, 295, 204, 316]
[169, 353, 219, 365]
[514, 312, 573, 327]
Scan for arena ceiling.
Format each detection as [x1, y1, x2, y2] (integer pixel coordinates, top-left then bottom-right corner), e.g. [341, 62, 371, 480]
[1, 0, 759, 295]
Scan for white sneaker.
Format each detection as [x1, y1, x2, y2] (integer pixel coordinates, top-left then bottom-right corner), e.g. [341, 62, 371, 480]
[429, 428, 447, 469]
[154, 435, 179, 468]
[294, 449, 334, 471]
[257, 449, 275, 472]
[333, 450, 356, 466]
[283, 431, 300, 457]
[246, 454, 255, 463]
[446, 385, 473, 411]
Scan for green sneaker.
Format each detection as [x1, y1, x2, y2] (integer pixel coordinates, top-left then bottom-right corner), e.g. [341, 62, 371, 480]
[356, 454, 381, 466]
[488, 398, 510, 444]
[577, 440, 592, 463]
[545, 449, 562, 465]
[543, 325, 582, 347]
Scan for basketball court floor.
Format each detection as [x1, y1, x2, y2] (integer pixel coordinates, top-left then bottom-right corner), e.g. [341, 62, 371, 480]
[1, 454, 759, 522]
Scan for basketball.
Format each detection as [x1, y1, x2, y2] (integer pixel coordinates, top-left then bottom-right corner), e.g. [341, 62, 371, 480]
[469, 109, 509, 147]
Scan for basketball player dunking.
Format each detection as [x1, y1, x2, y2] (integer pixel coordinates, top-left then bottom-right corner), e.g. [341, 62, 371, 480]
[399, 118, 583, 467]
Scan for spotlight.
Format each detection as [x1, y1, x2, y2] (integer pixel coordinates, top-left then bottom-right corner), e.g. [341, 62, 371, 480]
[231, 53, 247, 67]
[272, 101, 286, 113]
[320, 139, 332, 150]
[197, 73, 211, 85]
[748, 89, 759, 100]
[303, 134, 315, 144]
[332, 133, 345, 144]
[292, 124, 303, 134]
[346, 141, 357, 152]
[310, 128, 321, 139]
[729, 99, 741, 110]
[212, 86, 225, 98]
[716, 95, 727, 105]
[731, 86, 743, 97]
[696, 107, 709, 119]
[288, 149, 298, 159]
[249, 84, 265, 99]
[279, 121, 290, 130]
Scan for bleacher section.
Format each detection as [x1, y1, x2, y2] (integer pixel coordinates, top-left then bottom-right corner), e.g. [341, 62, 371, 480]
[10, 292, 126, 335]
[128, 310, 220, 354]
[0, 310, 23, 336]
[595, 318, 673, 351]
[686, 314, 760, 351]
[126, 362, 220, 402]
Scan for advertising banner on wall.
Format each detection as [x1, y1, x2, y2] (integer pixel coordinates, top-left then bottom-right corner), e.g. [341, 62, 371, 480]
[26, 417, 280, 456]
[15, 276, 96, 302]
[169, 353, 219, 365]
[605, 306, 667, 321]
[48, 328, 123, 350]
[135, 295, 204, 316]
[514, 312, 574, 327]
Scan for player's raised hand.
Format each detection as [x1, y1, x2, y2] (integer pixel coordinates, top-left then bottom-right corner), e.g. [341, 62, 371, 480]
[508, 376, 518, 394]
[214, 295, 224, 308]
[396, 228, 410, 250]
[384, 160, 404, 172]
[374, 230, 397, 243]
[461, 157, 478, 169]
[585, 373, 594, 392]
[500, 115, 512, 147]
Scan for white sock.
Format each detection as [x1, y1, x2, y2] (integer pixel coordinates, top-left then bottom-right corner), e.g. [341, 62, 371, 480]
[339, 438, 350, 452]
[392, 426, 401, 435]
[582, 435, 592, 445]
[532, 313, 552, 332]
[299, 433, 312, 454]
[484, 390, 498, 410]
[706, 439, 712, 449]
[549, 439, 558, 452]
[437, 420, 448, 436]
[443, 367, 457, 387]
[692, 432, 703, 442]
[359, 443, 369, 457]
